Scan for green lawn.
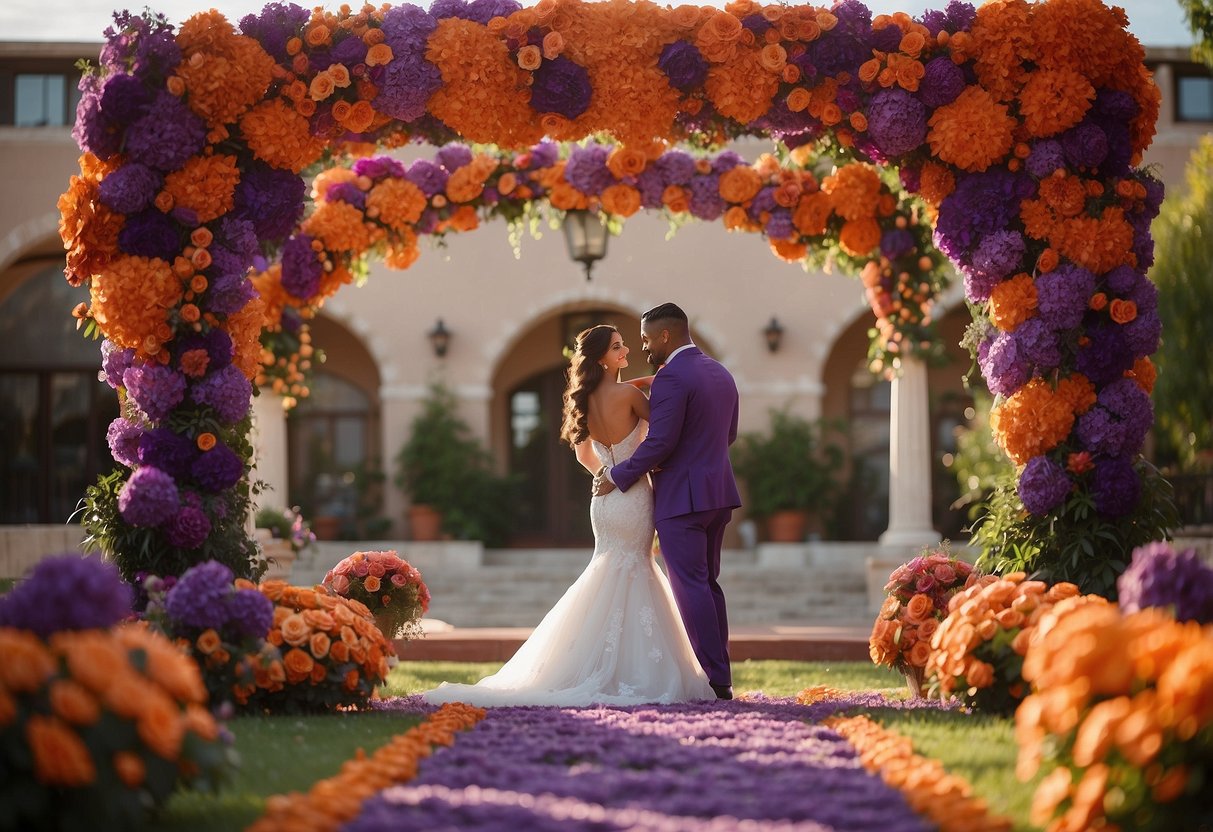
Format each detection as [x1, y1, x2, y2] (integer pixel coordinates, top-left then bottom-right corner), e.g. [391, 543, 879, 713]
[150, 660, 1031, 831]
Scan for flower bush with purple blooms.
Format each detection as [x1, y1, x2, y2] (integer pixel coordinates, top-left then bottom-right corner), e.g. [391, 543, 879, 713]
[1118, 541, 1213, 624]
[0, 554, 133, 636]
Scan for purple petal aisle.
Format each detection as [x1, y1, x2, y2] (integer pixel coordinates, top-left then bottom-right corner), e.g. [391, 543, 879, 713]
[351, 696, 943, 831]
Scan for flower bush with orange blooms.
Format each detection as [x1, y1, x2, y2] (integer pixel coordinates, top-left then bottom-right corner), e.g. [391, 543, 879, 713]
[0, 556, 234, 829]
[927, 572, 1091, 714]
[870, 547, 974, 689]
[322, 550, 430, 642]
[62, 0, 1168, 592]
[249, 580, 394, 714]
[1016, 599, 1213, 832]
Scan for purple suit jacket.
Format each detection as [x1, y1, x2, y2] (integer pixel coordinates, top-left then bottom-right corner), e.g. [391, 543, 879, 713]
[610, 347, 741, 522]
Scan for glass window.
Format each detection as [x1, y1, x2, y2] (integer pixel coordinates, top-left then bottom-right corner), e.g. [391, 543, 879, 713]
[15, 73, 69, 127]
[1178, 75, 1213, 122]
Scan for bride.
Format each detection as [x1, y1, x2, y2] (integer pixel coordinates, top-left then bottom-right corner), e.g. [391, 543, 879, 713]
[421, 325, 714, 707]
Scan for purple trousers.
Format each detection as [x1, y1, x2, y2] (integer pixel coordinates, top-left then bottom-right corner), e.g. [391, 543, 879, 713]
[656, 507, 732, 687]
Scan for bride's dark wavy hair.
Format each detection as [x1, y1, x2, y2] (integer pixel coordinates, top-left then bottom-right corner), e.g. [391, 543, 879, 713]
[560, 324, 617, 448]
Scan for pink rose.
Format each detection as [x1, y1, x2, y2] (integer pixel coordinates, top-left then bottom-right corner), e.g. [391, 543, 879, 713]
[352, 560, 370, 577]
[932, 563, 957, 584]
[330, 574, 350, 594]
[915, 574, 937, 593]
[390, 572, 407, 587]
[368, 561, 386, 578]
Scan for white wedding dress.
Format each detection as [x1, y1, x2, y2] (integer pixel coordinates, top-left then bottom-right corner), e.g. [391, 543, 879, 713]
[422, 420, 714, 707]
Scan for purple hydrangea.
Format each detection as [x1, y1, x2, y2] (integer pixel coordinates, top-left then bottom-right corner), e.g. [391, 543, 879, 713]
[352, 156, 407, 180]
[688, 175, 725, 221]
[658, 41, 708, 92]
[191, 365, 253, 425]
[436, 144, 474, 172]
[1026, 140, 1067, 179]
[118, 466, 180, 526]
[866, 88, 927, 158]
[165, 559, 235, 630]
[934, 168, 1034, 262]
[527, 142, 560, 169]
[945, 1, 978, 31]
[226, 588, 276, 639]
[1090, 456, 1141, 518]
[1122, 307, 1162, 358]
[233, 163, 306, 241]
[100, 11, 182, 78]
[175, 329, 234, 371]
[1075, 320, 1134, 385]
[652, 150, 697, 186]
[1118, 542, 1213, 624]
[1018, 455, 1071, 515]
[165, 504, 211, 549]
[124, 362, 187, 423]
[138, 427, 198, 480]
[978, 331, 1030, 396]
[239, 2, 312, 62]
[969, 230, 1025, 281]
[711, 151, 745, 174]
[107, 417, 144, 468]
[919, 56, 966, 109]
[635, 168, 667, 208]
[217, 216, 260, 261]
[406, 159, 450, 196]
[529, 56, 592, 120]
[1061, 121, 1109, 169]
[808, 0, 872, 75]
[375, 53, 443, 123]
[207, 267, 259, 317]
[0, 554, 133, 636]
[118, 208, 183, 261]
[98, 163, 163, 215]
[962, 267, 1001, 304]
[1076, 377, 1153, 457]
[98, 71, 153, 124]
[326, 181, 366, 210]
[880, 228, 915, 259]
[281, 234, 324, 299]
[1012, 317, 1060, 368]
[101, 339, 136, 389]
[765, 209, 795, 240]
[192, 442, 245, 492]
[1035, 264, 1095, 330]
[564, 144, 613, 196]
[465, 0, 522, 25]
[124, 90, 207, 172]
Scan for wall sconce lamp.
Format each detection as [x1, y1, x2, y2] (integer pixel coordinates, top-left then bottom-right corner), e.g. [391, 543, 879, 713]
[763, 317, 785, 353]
[562, 209, 610, 281]
[428, 318, 451, 358]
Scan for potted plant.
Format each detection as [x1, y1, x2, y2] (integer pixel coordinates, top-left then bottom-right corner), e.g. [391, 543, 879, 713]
[730, 409, 844, 542]
[254, 505, 316, 579]
[394, 383, 514, 545]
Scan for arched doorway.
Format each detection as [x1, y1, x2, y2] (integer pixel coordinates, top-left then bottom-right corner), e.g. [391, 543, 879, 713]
[285, 314, 383, 540]
[0, 263, 118, 523]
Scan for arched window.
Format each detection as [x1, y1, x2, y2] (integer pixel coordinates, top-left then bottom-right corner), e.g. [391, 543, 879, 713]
[0, 265, 118, 523]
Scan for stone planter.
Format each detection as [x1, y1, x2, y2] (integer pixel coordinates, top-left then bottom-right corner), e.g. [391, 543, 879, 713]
[408, 504, 443, 541]
[256, 530, 297, 582]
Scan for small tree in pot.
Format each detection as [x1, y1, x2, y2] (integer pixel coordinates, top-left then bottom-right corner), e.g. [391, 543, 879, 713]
[731, 409, 845, 542]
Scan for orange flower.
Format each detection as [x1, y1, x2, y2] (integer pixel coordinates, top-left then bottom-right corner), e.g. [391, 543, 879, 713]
[113, 750, 146, 788]
[89, 255, 183, 358]
[283, 647, 315, 682]
[137, 691, 186, 759]
[49, 680, 101, 726]
[907, 640, 932, 668]
[195, 629, 221, 655]
[823, 164, 882, 221]
[517, 44, 542, 71]
[606, 147, 648, 179]
[1109, 298, 1137, 324]
[1036, 247, 1060, 273]
[0, 630, 56, 692]
[601, 184, 642, 218]
[1089, 292, 1108, 311]
[917, 162, 955, 206]
[989, 273, 1038, 331]
[662, 185, 691, 214]
[174, 14, 276, 128]
[1126, 356, 1156, 394]
[718, 166, 763, 204]
[839, 218, 881, 257]
[706, 46, 780, 125]
[904, 593, 935, 624]
[163, 154, 240, 224]
[366, 177, 426, 232]
[769, 238, 807, 262]
[310, 632, 332, 659]
[542, 31, 564, 60]
[196, 432, 217, 451]
[1017, 68, 1095, 138]
[27, 715, 96, 786]
[926, 85, 1015, 172]
[280, 613, 312, 647]
[239, 99, 325, 174]
[990, 378, 1076, 464]
[445, 165, 485, 203]
[365, 42, 393, 66]
[792, 190, 833, 236]
[364, 574, 382, 594]
[696, 9, 744, 63]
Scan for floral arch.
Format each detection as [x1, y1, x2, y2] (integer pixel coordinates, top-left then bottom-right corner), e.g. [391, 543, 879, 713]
[60, 0, 1171, 592]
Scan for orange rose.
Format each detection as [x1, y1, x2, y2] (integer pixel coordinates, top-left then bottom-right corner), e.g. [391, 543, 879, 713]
[718, 166, 763, 204]
[310, 631, 332, 659]
[28, 715, 96, 786]
[904, 593, 935, 624]
[908, 640, 932, 667]
[1109, 298, 1137, 324]
[364, 574, 382, 593]
[49, 680, 101, 726]
[786, 87, 811, 113]
[965, 660, 995, 689]
[196, 432, 217, 451]
[1089, 292, 1108, 311]
[283, 647, 315, 682]
[606, 147, 648, 179]
[838, 217, 881, 256]
[759, 43, 787, 72]
[365, 43, 393, 66]
[328, 64, 351, 88]
[344, 668, 361, 691]
[329, 640, 351, 663]
[541, 31, 564, 59]
[280, 613, 311, 647]
[918, 617, 939, 639]
[113, 751, 146, 788]
[601, 184, 641, 218]
[309, 72, 336, 101]
[517, 45, 542, 71]
[195, 629, 221, 655]
[136, 693, 185, 759]
[305, 23, 331, 47]
[310, 662, 328, 684]
[0, 630, 56, 692]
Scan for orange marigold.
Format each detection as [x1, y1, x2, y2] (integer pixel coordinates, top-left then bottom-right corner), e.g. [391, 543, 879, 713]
[968, 0, 1037, 102]
[222, 293, 269, 380]
[705, 46, 779, 125]
[445, 165, 485, 203]
[822, 164, 881, 221]
[303, 200, 382, 253]
[1054, 207, 1135, 274]
[89, 255, 183, 357]
[366, 178, 426, 232]
[601, 184, 642, 218]
[990, 378, 1077, 464]
[1126, 356, 1156, 394]
[163, 154, 241, 224]
[792, 190, 834, 236]
[1055, 373, 1096, 415]
[718, 165, 763, 204]
[926, 85, 1016, 172]
[917, 161, 955, 206]
[989, 273, 1038, 331]
[1017, 68, 1095, 138]
[27, 715, 96, 787]
[839, 218, 882, 257]
[769, 238, 807, 261]
[239, 99, 325, 174]
[175, 12, 276, 128]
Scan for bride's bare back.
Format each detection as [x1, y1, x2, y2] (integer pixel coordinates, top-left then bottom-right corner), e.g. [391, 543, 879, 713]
[587, 382, 649, 447]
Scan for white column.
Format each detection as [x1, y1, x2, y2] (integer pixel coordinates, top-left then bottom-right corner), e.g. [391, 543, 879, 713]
[879, 356, 941, 549]
[251, 391, 290, 512]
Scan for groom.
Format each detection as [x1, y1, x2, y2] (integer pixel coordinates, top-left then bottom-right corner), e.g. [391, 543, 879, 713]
[593, 302, 741, 699]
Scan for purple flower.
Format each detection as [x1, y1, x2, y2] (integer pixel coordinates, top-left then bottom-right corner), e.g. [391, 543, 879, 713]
[1077, 377, 1153, 457]
[281, 234, 324, 299]
[658, 41, 708, 92]
[217, 216, 260, 261]
[436, 144, 474, 172]
[380, 3, 437, 44]
[527, 142, 560, 169]
[635, 168, 667, 208]
[119, 466, 180, 526]
[124, 90, 207, 172]
[428, 0, 471, 18]
[192, 442, 244, 492]
[72, 78, 122, 160]
[1118, 542, 1213, 624]
[166, 505, 212, 549]
[1075, 321, 1133, 385]
[101, 339, 136, 389]
[969, 230, 1025, 281]
[1035, 264, 1095, 330]
[175, 329, 234, 371]
[962, 267, 1001, 304]
[326, 181, 367, 210]
[98, 163, 163, 214]
[100, 11, 182, 78]
[765, 209, 795, 240]
[191, 365, 253, 425]
[919, 56, 965, 109]
[934, 168, 1033, 262]
[978, 331, 1030, 396]
[866, 88, 927, 158]
[880, 228, 915, 259]
[1012, 317, 1060, 368]
[139, 427, 198, 480]
[353, 156, 407, 180]
[564, 144, 613, 196]
[405, 159, 449, 196]
[0, 554, 133, 636]
[227, 588, 275, 639]
[465, 0, 522, 24]
[206, 269, 259, 317]
[1026, 140, 1066, 179]
[234, 163, 306, 241]
[1018, 455, 1071, 515]
[1122, 307, 1161, 358]
[375, 52, 443, 123]
[118, 209, 183, 261]
[1090, 456, 1141, 518]
[945, 1, 978, 31]
[239, 2, 311, 62]
[165, 560, 235, 630]
[107, 417, 144, 468]
[1061, 121, 1108, 169]
[124, 362, 187, 423]
[529, 56, 592, 120]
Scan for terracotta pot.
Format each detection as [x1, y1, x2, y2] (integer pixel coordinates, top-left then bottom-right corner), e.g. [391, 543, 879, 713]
[408, 504, 442, 541]
[312, 515, 341, 541]
[765, 509, 809, 542]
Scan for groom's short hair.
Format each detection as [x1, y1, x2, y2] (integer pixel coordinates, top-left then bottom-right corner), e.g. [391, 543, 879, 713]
[642, 303, 688, 327]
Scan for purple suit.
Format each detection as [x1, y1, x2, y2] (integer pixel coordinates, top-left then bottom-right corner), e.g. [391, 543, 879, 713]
[610, 346, 740, 687]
